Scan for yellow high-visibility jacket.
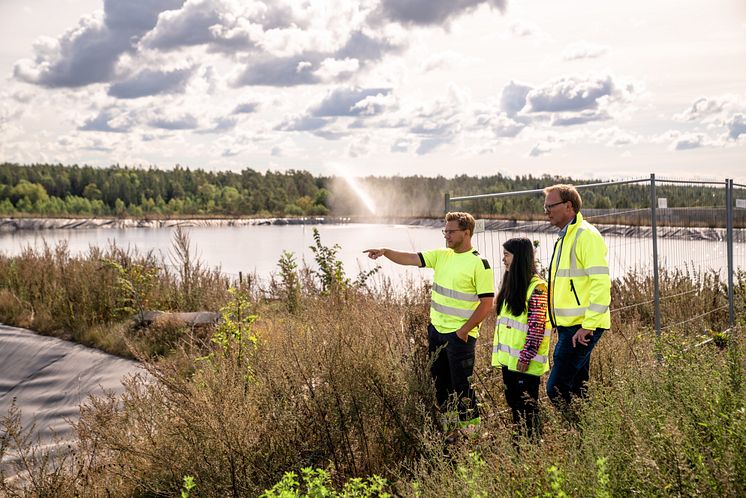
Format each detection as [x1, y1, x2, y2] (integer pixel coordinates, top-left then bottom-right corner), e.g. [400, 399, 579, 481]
[492, 276, 552, 376]
[419, 248, 495, 338]
[548, 212, 611, 330]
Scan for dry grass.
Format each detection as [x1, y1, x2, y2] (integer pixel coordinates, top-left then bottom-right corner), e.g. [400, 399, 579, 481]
[0, 238, 744, 496]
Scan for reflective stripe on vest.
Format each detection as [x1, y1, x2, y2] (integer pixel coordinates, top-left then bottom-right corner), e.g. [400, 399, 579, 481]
[492, 343, 548, 364]
[430, 300, 474, 319]
[432, 282, 479, 302]
[495, 316, 553, 336]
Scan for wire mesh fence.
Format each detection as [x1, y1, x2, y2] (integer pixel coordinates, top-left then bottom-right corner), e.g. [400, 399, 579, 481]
[448, 175, 746, 337]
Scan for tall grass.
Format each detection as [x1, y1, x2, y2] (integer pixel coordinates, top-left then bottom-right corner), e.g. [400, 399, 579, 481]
[0, 234, 744, 496]
[0, 230, 229, 358]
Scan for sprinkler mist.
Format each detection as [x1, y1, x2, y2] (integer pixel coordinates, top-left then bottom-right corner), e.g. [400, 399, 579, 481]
[331, 162, 377, 216]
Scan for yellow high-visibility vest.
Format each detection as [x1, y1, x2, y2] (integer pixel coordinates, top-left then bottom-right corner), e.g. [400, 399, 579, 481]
[548, 212, 611, 330]
[492, 276, 552, 376]
[420, 248, 495, 338]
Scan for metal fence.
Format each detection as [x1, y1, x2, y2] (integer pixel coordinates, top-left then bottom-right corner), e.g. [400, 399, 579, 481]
[446, 174, 746, 337]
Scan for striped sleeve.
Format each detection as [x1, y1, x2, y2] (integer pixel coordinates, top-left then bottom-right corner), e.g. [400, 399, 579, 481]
[519, 287, 548, 364]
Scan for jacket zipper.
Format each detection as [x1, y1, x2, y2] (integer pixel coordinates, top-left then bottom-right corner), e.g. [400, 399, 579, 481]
[547, 239, 560, 328]
[570, 279, 581, 306]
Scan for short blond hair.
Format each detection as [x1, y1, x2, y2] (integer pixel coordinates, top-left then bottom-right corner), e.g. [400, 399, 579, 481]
[543, 184, 582, 213]
[445, 211, 475, 235]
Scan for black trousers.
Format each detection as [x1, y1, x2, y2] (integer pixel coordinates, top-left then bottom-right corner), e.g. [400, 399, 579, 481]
[502, 366, 541, 438]
[428, 324, 479, 424]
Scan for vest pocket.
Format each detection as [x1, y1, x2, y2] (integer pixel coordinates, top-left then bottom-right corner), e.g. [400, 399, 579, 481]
[569, 279, 581, 306]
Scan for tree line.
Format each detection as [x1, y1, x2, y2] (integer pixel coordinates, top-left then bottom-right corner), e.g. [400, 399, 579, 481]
[0, 162, 728, 218]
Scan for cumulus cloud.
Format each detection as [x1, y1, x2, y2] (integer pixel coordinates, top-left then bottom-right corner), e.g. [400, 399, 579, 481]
[551, 110, 610, 126]
[594, 127, 641, 147]
[275, 115, 331, 132]
[669, 132, 707, 150]
[108, 66, 195, 98]
[311, 87, 392, 117]
[234, 54, 323, 86]
[347, 135, 371, 157]
[148, 112, 199, 130]
[141, 0, 290, 52]
[528, 142, 552, 157]
[509, 21, 539, 37]
[233, 30, 401, 87]
[314, 58, 360, 81]
[232, 102, 259, 114]
[672, 95, 746, 141]
[474, 111, 526, 138]
[727, 114, 746, 140]
[79, 107, 135, 133]
[197, 116, 238, 134]
[14, 0, 184, 88]
[500, 81, 531, 116]
[408, 95, 464, 154]
[674, 96, 729, 122]
[372, 0, 506, 26]
[496, 75, 632, 129]
[15, 0, 404, 91]
[561, 41, 608, 61]
[391, 138, 411, 153]
[524, 75, 615, 113]
[419, 50, 477, 72]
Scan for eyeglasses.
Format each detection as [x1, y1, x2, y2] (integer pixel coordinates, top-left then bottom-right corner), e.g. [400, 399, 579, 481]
[543, 200, 566, 212]
[441, 229, 465, 235]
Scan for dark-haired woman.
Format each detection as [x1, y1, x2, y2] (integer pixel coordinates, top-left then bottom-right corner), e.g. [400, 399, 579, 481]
[492, 238, 551, 438]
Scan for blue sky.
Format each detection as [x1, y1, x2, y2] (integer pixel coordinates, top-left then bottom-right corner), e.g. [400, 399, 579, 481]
[1, 0, 744, 180]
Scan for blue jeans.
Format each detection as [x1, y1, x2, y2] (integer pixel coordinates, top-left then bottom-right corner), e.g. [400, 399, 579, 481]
[546, 325, 605, 406]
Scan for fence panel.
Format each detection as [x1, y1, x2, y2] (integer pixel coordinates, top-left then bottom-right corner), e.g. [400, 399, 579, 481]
[449, 175, 745, 337]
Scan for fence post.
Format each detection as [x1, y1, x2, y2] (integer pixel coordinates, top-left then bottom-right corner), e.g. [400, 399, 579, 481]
[444, 192, 450, 214]
[650, 173, 661, 337]
[726, 178, 735, 329]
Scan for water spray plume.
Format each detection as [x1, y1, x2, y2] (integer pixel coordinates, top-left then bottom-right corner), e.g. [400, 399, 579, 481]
[331, 163, 377, 215]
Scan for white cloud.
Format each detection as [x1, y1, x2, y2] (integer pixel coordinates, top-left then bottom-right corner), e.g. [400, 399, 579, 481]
[391, 138, 411, 153]
[275, 115, 331, 132]
[14, 0, 184, 88]
[108, 66, 196, 98]
[664, 131, 710, 151]
[79, 106, 135, 133]
[347, 135, 371, 157]
[232, 102, 259, 114]
[500, 81, 532, 117]
[524, 75, 616, 113]
[529, 142, 552, 157]
[561, 41, 608, 61]
[673, 96, 729, 122]
[311, 87, 392, 117]
[314, 57, 360, 81]
[473, 110, 526, 138]
[147, 112, 200, 130]
[509, 21, 540, 37]
[418, 50, 477, 72]
[594, 127, 641, 147]
[372, 0, 506, 26]
[728, 114, 746, 140]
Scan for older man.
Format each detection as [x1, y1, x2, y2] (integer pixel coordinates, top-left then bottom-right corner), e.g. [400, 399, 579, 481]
[543, 184, 611, 408]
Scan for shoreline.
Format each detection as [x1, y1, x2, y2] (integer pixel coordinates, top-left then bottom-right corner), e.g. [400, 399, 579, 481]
[1, 215, 744, 242]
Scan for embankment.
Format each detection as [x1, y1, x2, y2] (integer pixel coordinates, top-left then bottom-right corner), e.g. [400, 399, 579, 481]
[0, 324, 143, 445]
